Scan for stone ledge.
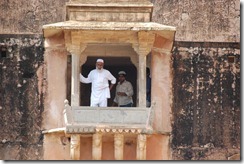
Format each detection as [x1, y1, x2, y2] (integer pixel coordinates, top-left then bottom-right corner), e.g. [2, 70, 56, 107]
[66, 0, 153, 7]
[43, 21, 176, 31]
[42, 127, 65, 134]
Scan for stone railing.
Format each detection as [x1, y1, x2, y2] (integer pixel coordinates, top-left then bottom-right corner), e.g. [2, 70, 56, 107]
[63, 99, 153, 134]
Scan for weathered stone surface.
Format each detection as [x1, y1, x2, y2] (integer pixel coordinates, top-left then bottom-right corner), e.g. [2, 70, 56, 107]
[0, 0, 69, 34]
[0, 0, 240, 42]
[171, 42, 240, 160]
[151, 0, 240, 42]
[66, 0, 153, 22]
[0, 34, 44, 160]
[172, 147, 240, 160]
[43, 132, 71, 160]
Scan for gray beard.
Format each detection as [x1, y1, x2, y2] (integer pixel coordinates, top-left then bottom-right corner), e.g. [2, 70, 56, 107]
[96, 67, 103, 72]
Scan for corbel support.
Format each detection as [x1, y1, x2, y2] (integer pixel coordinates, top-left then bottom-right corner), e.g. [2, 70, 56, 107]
[70, 134, 80, 160]
[92, 133, 103, 160]
[114, 134, 124, 160]
[136, 134, 147, 160]
[132, 31, 155, 56]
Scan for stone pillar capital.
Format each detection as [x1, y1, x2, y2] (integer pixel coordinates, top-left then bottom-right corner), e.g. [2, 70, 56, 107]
[64, 31, 87, 55]
[132, 31, 155, 56]
[66, 44, 87, 56]
[132, 44, 152, 57]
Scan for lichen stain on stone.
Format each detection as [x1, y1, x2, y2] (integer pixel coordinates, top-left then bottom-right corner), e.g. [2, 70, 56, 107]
[171, 45, 240, 160]
[0, 35, 44, 160]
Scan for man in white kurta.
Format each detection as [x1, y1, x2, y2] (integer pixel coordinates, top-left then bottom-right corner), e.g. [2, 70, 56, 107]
[80, 59, 116, 107]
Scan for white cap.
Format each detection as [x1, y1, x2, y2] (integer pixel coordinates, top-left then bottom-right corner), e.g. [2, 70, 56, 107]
[96, 59, 104, 63]
[118, 71, 126, 75]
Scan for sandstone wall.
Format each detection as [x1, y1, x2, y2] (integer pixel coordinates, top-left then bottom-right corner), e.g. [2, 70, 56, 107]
[0, 0, 240, 42]
[0, 35, 44, 160]
[170, 42, 240, 160]
[0, 0, 68, 34]
[150, 0, 240, 160]
[151, 0, 240, 42]
[0, 0, 68, 159]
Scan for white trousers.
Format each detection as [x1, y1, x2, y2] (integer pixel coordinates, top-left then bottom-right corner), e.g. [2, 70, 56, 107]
[90, 99, 108, 107]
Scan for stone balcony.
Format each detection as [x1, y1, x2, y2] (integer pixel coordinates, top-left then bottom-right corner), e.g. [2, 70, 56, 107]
[42, 0, 175, 160]
[63, 100, 154, 134]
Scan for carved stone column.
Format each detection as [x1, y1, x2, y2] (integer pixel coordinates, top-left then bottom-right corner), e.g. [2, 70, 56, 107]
[92, 133, 102, 160]
[66, 44, 87, 106]
[114, 134, 124, 160]
[71, 53, 80, 106]
[136, 134, 147, 160]
[70, 134, 80, 160]
[133, 31, 155, 107]
[138, 52, 147, 107]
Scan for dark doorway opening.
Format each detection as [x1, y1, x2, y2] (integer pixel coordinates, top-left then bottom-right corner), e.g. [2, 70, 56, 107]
[80, 56, 137, 107]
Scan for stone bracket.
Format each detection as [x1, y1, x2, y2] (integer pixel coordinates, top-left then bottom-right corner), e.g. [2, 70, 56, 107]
[132, 31, 155, 56]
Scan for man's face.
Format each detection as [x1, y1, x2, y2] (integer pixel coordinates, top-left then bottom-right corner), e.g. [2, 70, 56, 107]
[118, 74, 125, 82]
[96, 62, 104, 70]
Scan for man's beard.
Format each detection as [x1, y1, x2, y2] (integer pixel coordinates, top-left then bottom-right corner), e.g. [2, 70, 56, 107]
[96, 67, 103, 72]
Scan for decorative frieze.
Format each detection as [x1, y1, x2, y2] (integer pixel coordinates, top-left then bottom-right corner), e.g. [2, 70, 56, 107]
[65, 126, 152, 134]
[95, 128, 144, 134]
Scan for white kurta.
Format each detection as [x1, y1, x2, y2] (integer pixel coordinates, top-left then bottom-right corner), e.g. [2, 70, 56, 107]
[114, 80, 134, 106]
[80, 68, 116, 106]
